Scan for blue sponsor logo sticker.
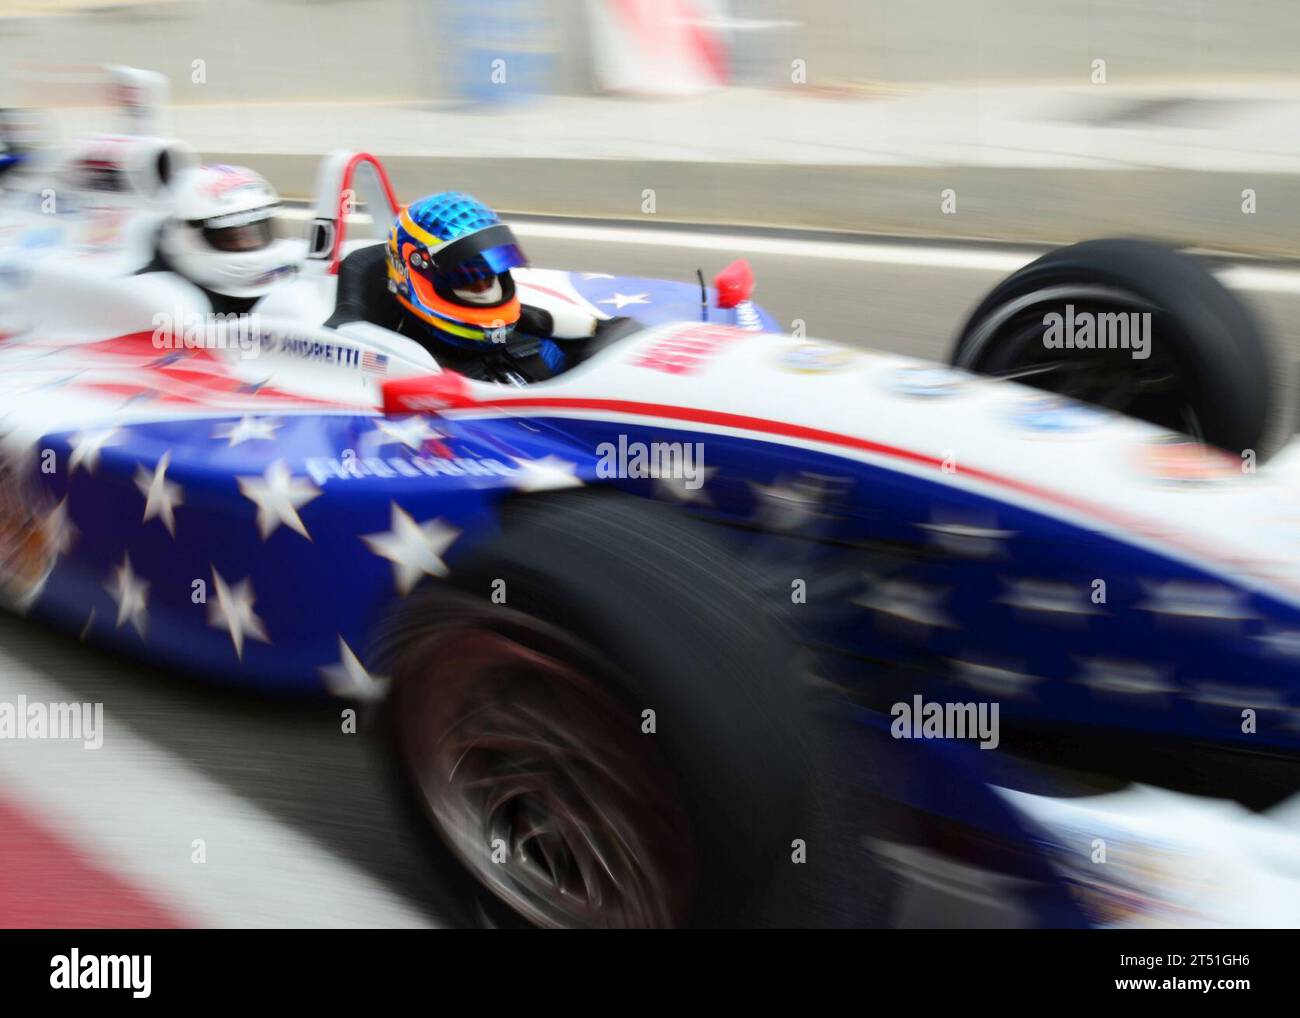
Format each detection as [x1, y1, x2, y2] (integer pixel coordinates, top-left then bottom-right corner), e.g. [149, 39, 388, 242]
[889, 365, 965, 398]
[1010, 395, 1106, 434]
[777, 342, 856, 373]
[18, 228, 62, 250]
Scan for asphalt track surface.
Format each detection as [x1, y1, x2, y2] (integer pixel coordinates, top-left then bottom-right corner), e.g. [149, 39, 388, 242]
[6, 218, 1300, 928]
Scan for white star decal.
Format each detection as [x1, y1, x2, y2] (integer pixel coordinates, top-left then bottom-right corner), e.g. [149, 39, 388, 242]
[370, 416, 443, 452]
[1136, 581, 1256, 621]
[106, 552, 149, 637]
[134, 450, 183, 537]
[1255, 628, 1300, 658]
[67, 428, 121, 476]
[510, 455, 584, 493]
[208, 567, 270, 660]
[854, 578, 955, 629]
[362, 503, 461, 596]
[1074, 658, 1176, 697]
[237, 460, 322, 541]
[947, 657, 1042, 699]
[655, 467, 717, 506]
[1188, 681, 1286, 710]
[212, 416, 281, 447]
[319, 636, 389, 701]
[598, 292, 650, 310]
[749, 476, 826, 531]
[917, 512, 1016, 558]
[998, 578, 1101, 617]
[45, 497, 77, 557]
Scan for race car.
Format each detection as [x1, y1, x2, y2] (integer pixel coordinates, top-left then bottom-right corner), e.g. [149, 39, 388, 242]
[2, 124, 1299, 928]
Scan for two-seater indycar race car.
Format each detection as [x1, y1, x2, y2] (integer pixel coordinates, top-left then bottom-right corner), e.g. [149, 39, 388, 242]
[2, 124, 1300, 927]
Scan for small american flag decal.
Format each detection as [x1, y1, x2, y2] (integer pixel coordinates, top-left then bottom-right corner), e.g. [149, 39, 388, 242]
[362, 351, 389, 374]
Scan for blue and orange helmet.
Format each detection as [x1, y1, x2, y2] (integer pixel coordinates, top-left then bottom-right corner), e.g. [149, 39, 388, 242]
[386, 192, 529, 347]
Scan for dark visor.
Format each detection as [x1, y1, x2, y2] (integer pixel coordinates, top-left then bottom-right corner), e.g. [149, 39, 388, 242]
[424, 223, 528, 276]
[202, 219, 273, 253]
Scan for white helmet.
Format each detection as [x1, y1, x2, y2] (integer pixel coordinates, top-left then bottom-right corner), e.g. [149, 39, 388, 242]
[160, 164, 296, 299]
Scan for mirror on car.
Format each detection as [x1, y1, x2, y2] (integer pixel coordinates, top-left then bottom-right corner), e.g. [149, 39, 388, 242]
[713, 259, 754, 309]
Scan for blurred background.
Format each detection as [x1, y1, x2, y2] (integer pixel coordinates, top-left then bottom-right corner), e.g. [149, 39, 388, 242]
[5, 0, 1300, 95]
[2, 0, 1300, 252]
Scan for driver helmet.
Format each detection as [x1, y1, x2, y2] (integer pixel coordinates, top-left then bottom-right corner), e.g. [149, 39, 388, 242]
[386, 192, 528, 347]
[160, 164, 296, 298]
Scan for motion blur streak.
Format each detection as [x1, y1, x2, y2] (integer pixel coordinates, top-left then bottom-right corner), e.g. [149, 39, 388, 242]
[0, 654, 435, 928]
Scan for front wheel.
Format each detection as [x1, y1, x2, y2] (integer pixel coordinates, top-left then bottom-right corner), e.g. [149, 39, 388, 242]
[378, 491, 808, 928]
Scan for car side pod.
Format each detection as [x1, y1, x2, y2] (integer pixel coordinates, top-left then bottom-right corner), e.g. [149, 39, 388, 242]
[382, 371, 480, 414]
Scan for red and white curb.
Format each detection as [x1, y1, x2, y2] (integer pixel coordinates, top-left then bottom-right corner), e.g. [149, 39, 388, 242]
[0, 658, 434, 929]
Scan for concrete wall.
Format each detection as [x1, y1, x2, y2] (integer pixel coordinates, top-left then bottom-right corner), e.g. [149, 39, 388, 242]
[792, 0, 1300, 85]
[1, 0, 1298, 108]
[0, 0, 424, 105]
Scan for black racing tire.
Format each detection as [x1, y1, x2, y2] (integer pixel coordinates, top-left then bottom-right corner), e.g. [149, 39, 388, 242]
[376, 490, 809, 928]
[951, 238, 1275, 456]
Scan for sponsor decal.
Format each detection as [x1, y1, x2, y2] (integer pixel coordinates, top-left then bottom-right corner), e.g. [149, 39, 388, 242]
[1059, 832, 1205, 928]
[1139, 435, 1244, 485]
[202, 164, 269, 200]
[630, 324, 748, 375]
[18, 227, 62, 250]
[1010, 394, 1107, 434]
[252, 264, 297, 289]
[257, 332, 386, 373]
[204, 206, 274, 230]
[277, 334, 360, 368]
[361, 350, 389, 374]
[733, 299, 765, 332]
[889, 365, 965, 398]
[79, 208, 127, 250]
[305, 453, 519, 486]
[777, 342, 856, 373]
